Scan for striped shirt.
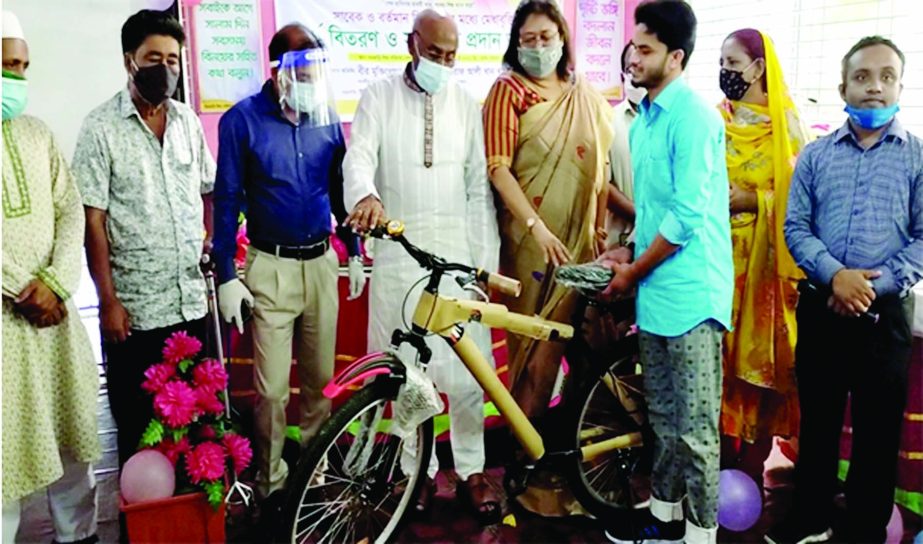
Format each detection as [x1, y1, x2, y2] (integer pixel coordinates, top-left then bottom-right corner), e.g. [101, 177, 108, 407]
[784, 118, 923, 296]
[482, 72, 545, 173]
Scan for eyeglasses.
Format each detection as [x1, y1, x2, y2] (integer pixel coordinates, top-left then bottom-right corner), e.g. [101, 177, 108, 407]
[413, 32, 456, 67]
[519, 32, 559, 48]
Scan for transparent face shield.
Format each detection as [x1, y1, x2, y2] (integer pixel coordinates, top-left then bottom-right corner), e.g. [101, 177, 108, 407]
[275, 48, 336, 127]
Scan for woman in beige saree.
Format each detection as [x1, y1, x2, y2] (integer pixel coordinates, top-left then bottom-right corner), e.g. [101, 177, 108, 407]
[485, 0, 613, 419]
[483, 0, 613, 516]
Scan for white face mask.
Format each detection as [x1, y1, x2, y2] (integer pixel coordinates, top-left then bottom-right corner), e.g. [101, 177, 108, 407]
[284, 80, 324, 113]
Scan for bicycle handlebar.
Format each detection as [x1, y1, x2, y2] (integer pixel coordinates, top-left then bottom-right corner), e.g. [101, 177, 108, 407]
[369, 220, 521, 298]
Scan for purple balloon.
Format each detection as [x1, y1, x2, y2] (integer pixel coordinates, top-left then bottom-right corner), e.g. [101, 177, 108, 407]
[717, 469, 762, 532]
[885, 504, 903, 544]
[120, 449, 176, 504]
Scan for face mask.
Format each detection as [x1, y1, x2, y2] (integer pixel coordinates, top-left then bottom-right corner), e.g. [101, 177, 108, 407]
[719, 60, 757, 101]
[518, 43, 563, 78]
[284, 80, 325, 113]
[2, 71, 28, 121]
[844, 103, 900, 130]
[413, 40, 452, 95]
[131, 60, 179, 105]
[623, 77, 646, 105]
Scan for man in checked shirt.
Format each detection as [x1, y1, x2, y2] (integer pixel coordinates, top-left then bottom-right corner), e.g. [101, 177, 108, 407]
[768, 36, 922, 544]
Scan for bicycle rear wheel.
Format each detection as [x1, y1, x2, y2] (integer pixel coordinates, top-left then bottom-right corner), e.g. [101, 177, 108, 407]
[278, 384, 434, 543]
[567, 334, 651, 518]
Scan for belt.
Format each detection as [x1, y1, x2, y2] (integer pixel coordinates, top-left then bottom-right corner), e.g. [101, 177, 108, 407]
[251, 239, 329, 261]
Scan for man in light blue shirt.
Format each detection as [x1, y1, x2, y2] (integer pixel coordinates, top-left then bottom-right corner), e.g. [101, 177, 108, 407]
[603, 2, 732, 542]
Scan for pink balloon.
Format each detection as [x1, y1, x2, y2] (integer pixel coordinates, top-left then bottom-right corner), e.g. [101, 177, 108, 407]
[885, 504, 903, 544]
[121, 449, 176, 504]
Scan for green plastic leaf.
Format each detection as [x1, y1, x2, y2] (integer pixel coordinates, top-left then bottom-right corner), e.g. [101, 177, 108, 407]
[171, 427, 189, 443]
[140, 419, 165, 447]
[178, 359, 194, 374]
[204, 480, 225, 509]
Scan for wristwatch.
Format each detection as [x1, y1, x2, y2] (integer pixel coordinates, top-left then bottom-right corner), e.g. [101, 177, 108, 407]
[526, 216, 538, 233]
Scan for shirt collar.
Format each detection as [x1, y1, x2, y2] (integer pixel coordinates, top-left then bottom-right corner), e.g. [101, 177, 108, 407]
[119, 86, 176, 120]
[835, 116, 907, 145]
[402, 62, 425, 94]
[639, 76, 685, 116]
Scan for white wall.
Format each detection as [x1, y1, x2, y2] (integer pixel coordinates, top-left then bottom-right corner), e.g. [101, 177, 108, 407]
[685, 0, 923, 135]
[4, 0, 177, 159]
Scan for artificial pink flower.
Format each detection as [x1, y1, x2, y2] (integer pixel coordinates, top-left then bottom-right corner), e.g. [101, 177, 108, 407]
[222, 433, 253, 475]
[185, 442, 226, 484]
[158, 436, 192, 465]
[192, 358, 228, 394]
[194, 386, 225, 416]
[199, 425, 217, 440]
[154, 380, 198, 427]
[142, 362, 176, 394]
[162, 331, 203, 365]
[234, 223, 249, 269]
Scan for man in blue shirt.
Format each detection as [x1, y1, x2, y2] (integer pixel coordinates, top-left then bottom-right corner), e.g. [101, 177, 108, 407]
[768, 36, 922, 544]
[212, 25, 365, 511]
[603, 1, 732, 542]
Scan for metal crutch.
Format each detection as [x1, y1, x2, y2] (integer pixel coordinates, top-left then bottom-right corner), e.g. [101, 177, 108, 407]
[200, 253, 255, 508]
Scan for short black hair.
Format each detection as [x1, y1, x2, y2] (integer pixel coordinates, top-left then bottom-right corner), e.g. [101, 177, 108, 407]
[268, 24, 323, 65]
[502, 0, 572, 80]
[841, 35, 905, 82]
[121, 9, 185, 54]
[634, 0, 696, 69]
[620, 41, 634, 73]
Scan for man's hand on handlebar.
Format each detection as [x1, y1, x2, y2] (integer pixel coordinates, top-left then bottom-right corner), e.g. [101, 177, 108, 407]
[346, 195, 386, 233]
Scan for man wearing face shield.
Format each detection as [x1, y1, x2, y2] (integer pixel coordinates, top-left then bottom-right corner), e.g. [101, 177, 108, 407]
[2, 11, 101, 543]
[73, 9, 216, 468]
[212, 25, 364, 508]
[343, 9, 501, 524]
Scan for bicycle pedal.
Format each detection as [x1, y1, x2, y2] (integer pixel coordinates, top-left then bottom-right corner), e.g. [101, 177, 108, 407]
[502, 463, 533, 498]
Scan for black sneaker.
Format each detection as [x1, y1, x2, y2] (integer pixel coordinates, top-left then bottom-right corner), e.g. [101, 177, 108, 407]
[604, 508, 684, 543]
[764, 518, 832, 544]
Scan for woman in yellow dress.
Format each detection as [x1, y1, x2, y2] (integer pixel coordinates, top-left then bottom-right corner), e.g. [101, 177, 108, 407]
[717, 28, 811, 487]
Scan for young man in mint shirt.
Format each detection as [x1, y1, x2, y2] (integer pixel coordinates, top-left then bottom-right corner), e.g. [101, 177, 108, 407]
[602, 1, 733, 542]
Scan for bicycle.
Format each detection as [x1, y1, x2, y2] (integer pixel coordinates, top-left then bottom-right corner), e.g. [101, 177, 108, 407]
[277, 220, 651, 543]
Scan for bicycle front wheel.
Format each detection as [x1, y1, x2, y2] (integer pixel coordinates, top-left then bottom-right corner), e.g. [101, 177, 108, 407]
[278, 384, 434, 544]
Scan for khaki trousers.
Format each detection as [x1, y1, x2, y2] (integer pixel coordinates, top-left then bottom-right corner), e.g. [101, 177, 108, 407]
[244, 247, 339, 497]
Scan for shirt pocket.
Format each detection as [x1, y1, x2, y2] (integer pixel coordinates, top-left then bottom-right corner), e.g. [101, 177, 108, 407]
[168, 121, 195, 169]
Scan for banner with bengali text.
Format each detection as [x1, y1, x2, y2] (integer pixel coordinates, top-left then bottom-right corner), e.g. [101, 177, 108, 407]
[574, 0, 624, 100]
[274, 0, 525, 119]
[193, 0, 264, 112]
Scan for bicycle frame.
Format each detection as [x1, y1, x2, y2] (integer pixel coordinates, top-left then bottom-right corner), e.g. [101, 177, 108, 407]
[325, 220, 643, 467]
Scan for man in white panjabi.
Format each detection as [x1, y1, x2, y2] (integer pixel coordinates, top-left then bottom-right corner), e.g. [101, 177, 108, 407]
[343, 9, 502, 525]
[2, 11, 101, 544]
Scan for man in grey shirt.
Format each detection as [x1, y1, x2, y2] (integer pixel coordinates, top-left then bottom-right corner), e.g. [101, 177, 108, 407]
[72, 9, 215, 467]
[769, 36, 922, 544]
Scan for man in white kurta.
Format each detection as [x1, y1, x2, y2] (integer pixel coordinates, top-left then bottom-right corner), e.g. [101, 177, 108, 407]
[2, 11, 100, 543]
[343, 10, 501, 522]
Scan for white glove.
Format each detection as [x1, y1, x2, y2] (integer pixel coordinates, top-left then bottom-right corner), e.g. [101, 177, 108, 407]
[218, 278, 254, 334]
[347, 256, 366, 301]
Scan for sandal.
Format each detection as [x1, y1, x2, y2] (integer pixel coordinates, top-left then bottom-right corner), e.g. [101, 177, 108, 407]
[414, 476, 436, 515]
[457, 472, 502, 526]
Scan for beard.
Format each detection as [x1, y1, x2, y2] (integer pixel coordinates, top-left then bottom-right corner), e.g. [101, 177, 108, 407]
[633, 54, 670, 89]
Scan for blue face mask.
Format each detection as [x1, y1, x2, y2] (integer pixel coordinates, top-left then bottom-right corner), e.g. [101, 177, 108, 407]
[413, 39, 452, 95]
[844, 103, 900, 130]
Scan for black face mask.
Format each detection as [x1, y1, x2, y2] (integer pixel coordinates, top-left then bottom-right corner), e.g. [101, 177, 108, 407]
[719, 68, 751, 101]
[132, 62, 179, 105]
